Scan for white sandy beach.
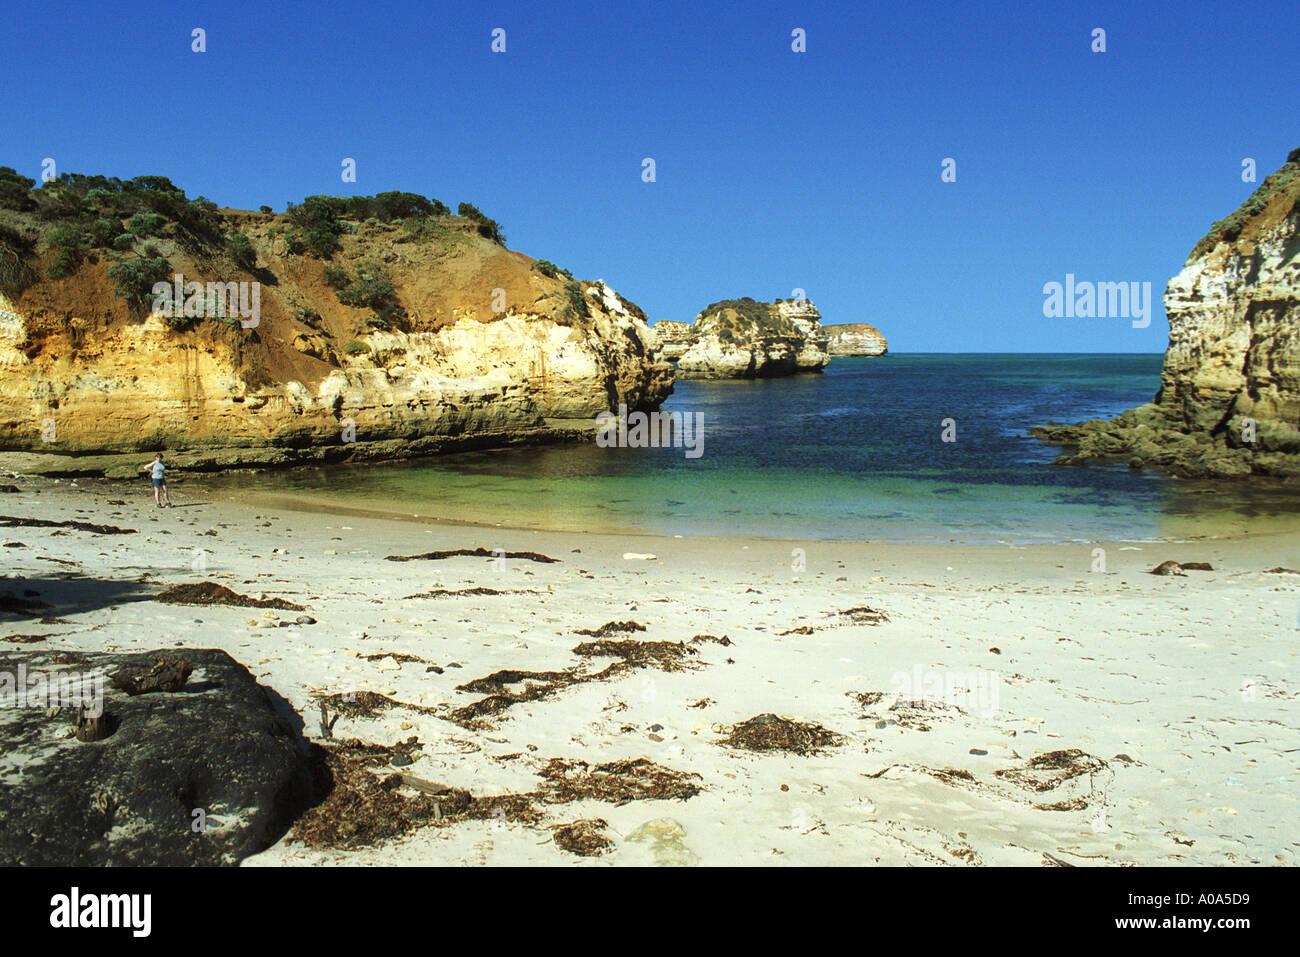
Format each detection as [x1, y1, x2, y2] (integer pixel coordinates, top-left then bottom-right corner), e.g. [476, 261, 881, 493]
[2, 471, 1298, 866]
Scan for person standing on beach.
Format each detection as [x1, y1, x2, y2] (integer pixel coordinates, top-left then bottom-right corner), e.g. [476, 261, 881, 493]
[141, 453, 172, 507]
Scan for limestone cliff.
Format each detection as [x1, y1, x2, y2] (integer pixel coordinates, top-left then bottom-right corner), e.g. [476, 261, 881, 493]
[675, 297, 830, 379]
[650, 320, 695, 360]
[0, 172, 672, 473]
[1033, 148, 1300, 479]
[824, 322, 888, 356]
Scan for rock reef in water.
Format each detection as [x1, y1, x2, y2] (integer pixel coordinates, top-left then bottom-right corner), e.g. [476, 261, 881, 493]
[0, 171, 672, 473]
[824, 322, 889, 356]
[674, 297, 831, 379]
[1033, 147, 1300, 479]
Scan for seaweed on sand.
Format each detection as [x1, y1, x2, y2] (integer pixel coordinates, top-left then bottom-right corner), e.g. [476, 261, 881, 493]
[446, 635, 701, 729]
[718, 713, 844, 755]
[289, 743, 701, 851]
[289, 738, 541, 850]
[836, 606, 889, 625]
[689, 634, 732, 646]
[401, 587, 535, 599]
[551, 819, 614, 856]
[0, 515, 135, 535]
[155, 581, 303, 610]
[385, 547, 559, 564]
[573, 620, 646, 637]
[572, 639, 698, 672]
[538, 757, 702, 805]
[994, 749, 1108, 793]
[315, 690, 439, 718]
[358, 652, 430, 664]
[446, 669, 589, 727]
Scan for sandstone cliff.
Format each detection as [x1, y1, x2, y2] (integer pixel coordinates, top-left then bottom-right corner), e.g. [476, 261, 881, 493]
[675, 297, 830, 379]
[1032, 148, 1300, 479]
[824, 322, 888, 356]
[0, 172, 672, 473]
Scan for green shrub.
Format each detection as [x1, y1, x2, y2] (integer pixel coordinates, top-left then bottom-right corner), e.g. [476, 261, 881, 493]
[0, 167, 36, 211]
[226, 231, 255, 269]
[106, 252, 172, 314]
[88, 218, 119, 247]
[533, 259, 573, 281]
[344, 339, 370, 356]
[563, 279, 589, 320]
[0, 224, 38, 296]
[126, 209, 164, 238]
[456, 202, 505, 244]
[285, 195, 345, 258]
[46, 248, 78, 278]
[336, 265, 395, 309]
[326, 262, 406, 328]
[44, 226, 85, 278]
[112, 232, 135, 251]
[259, 205, 273, 214]
[400, 217, 452, 243]
[322, 264, 350, 290]
[36, 183, 88, 222]
[296, 307, 321, 326]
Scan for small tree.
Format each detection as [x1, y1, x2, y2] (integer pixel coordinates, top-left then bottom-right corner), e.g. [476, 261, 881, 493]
[107, 251, 172, 315]
[44, 226, 85, 278]
[456, 202, 505, 244]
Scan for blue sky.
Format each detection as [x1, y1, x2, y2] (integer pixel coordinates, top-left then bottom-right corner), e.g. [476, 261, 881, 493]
[0, 0, 1293, 352]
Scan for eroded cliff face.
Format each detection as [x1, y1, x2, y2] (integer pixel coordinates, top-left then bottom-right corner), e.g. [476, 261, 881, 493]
[0, 214, 672, 472]
[1033, 148, 1300, 479]
[650, 320, 694, 360]
[675, 297, 830, 379]
[824, 323, 888, 356]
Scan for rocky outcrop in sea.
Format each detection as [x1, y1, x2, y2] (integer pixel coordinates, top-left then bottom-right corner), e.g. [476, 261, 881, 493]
[1033, 148, 1300, 479]
[675, 297, 831, 379]
[824, 322, 888, 356]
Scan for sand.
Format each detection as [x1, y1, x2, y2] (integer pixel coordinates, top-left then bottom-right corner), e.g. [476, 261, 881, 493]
[1, 470, 1297, 866]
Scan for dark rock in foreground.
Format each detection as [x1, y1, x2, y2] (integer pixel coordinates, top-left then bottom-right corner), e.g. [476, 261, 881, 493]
[0, 648, 314, 866]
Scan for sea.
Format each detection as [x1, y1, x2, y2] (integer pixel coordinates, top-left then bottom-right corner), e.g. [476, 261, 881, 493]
[210, 354, 1300, 544]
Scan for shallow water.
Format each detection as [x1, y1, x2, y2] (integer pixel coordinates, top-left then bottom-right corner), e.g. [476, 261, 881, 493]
[209, 354, 1300, 543]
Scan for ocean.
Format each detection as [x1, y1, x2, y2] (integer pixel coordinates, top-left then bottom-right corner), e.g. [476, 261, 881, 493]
[212, 354, 1300, 543]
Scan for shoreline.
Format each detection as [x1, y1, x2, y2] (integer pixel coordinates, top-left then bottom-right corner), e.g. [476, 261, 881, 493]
[3, 472, 1298, 865]
[21, 471, 1300, 548]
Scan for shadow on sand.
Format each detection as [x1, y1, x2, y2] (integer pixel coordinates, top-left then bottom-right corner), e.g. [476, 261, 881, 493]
[0, 572, 157, 620]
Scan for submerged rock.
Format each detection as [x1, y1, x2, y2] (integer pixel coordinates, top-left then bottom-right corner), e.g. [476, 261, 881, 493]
[1033, 147, 1300, 479]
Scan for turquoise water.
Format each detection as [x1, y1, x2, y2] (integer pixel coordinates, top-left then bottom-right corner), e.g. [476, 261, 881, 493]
[212, 355, 1300, 543]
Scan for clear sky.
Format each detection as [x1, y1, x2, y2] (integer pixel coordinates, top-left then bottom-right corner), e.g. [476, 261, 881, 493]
[0, 0, 1293, 352]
